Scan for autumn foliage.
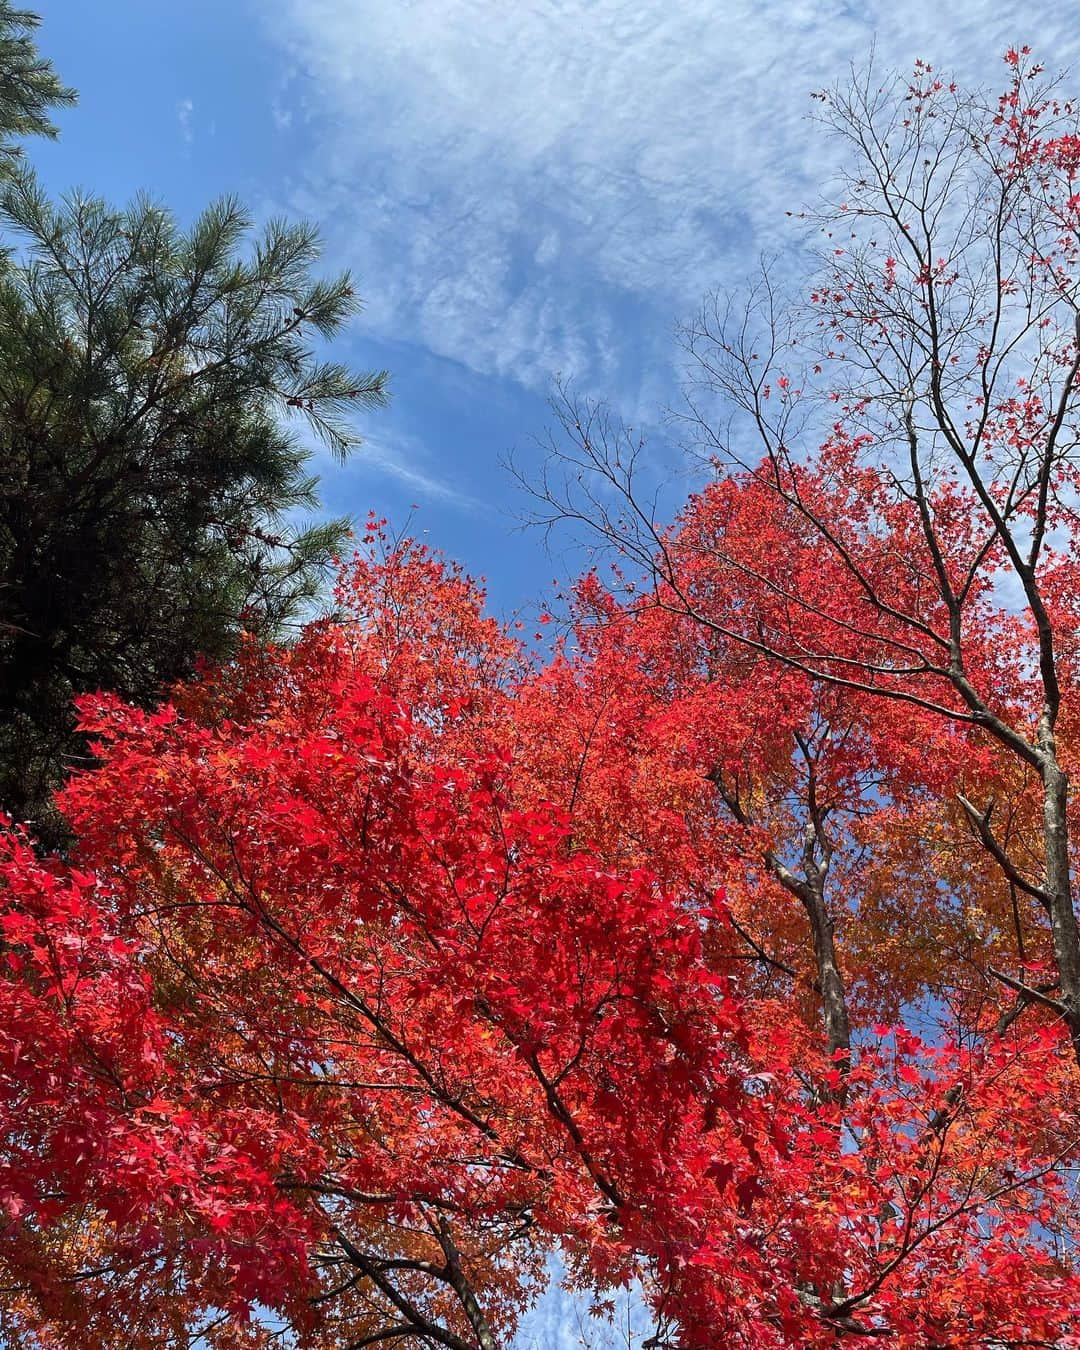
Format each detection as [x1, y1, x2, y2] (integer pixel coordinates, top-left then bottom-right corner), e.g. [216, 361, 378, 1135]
[7, 48, 1080, 1350]
[0, 530, 1074, 1347]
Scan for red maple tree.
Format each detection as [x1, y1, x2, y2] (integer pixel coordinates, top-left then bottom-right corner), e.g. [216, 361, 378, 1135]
[0, 532, 1074, 1345]
[5, 48, 1080, 1350]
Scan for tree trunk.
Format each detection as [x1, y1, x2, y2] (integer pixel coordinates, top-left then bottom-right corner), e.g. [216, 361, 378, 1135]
[1041, 752, 1080, 1060]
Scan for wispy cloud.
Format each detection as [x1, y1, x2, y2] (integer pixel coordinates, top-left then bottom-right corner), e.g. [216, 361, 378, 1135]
[318, 429, 484, 514]
[511, 1255, 653, 1349]
[260, 1, 1080, 411]
[176, 96, 194, 145]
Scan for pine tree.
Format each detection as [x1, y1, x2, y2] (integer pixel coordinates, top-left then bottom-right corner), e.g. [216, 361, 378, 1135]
[0, 3, 74, 169]
[0, 19, 388, 841]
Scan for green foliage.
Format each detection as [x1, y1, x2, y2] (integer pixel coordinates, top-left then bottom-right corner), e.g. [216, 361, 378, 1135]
[0, 6, 388, 843]
[0, 180, 388, 839]
[0, 3, 74, 166]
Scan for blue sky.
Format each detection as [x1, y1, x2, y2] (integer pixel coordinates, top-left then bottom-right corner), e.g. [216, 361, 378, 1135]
[27, 2, 1080, 1344]
[34, 0, 1080, 625]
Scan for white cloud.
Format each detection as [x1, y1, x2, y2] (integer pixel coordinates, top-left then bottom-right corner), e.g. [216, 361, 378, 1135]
[176, 96, 194, 145]
[510, 1256, 654, 1349]
[318, 428, 484, 513]
[259, 1, 1080, 407]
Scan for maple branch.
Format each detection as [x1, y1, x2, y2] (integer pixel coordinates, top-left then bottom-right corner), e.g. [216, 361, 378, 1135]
[902, 391, 958, 623]
[956, 794, 1052, 910]
[692, 530, 950, 661]
[992, 978, 1062, 1035]
[177, 820, 532, 1161]
[987, 966, 1069, 1017]
[1027, 344, 1080, 571]
[708, 760, 850, 1067]
[279, 1179, 399, 1207]
[329, 1226, 480, 1350]
[725, 909, 798, 980]
[526, 1049, 624, 1210]
[822, 1138, 1080, 1327]
[432, 1215, 499, 1350]
[346, 1329, 416, 1348]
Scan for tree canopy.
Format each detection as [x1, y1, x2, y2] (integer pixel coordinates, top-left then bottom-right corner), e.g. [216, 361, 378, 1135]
[1, 530, 1078, 1346]
[0, 3, 74, 169]
[5, 35, 1080, 1350]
